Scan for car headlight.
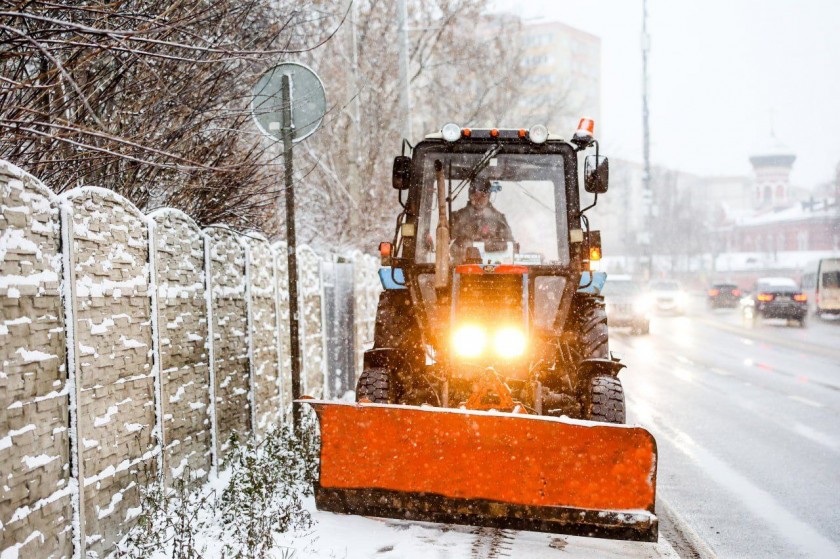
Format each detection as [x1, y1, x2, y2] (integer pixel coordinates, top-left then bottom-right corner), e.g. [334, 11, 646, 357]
[494, 326, 527, 359]
[452, 325, 487, 358]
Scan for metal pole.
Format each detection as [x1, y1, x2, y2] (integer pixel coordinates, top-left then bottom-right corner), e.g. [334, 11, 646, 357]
[397, 0, 412, 142]
[347, 0, 362, 229]
[641, 0, 652, 279]
[281, 74, 303, 429]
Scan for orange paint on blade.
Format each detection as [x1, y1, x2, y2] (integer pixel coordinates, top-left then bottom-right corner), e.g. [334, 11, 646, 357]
[313, 403, 656, 512]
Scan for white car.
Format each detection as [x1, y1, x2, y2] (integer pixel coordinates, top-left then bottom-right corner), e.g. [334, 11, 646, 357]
[648, 279, 689, 315]
[602, 274, 651, 334]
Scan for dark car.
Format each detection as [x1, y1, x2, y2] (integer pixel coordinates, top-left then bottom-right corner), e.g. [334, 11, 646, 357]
[707, 282, 741, 309]
[742, 277, 807, 327]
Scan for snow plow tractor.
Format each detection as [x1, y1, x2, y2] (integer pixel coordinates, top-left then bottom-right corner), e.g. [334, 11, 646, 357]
[304, 121, 658, 542]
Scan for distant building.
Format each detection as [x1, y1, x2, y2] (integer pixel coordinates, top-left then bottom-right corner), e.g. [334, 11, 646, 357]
[712, 138, 840, 284]
[515, 21, 601, 135]
[599, 133, 840, 286]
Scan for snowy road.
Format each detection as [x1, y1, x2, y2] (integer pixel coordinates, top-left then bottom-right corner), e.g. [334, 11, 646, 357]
[617, 297, 840, 558]
[277, 495, 680, 558]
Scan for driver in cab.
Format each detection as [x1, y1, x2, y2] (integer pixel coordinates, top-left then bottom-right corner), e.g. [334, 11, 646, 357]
[451, 178, 513, 258]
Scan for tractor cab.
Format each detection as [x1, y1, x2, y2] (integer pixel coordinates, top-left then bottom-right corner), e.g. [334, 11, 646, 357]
[382, 123, 611, 406]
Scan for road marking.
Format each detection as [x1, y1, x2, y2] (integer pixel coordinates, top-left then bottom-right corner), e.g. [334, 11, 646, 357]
[787, 395, 823, 408]
[709, 368, 732, 377]
[629, 398, 840, 558]
[792, 422, 839, 451]
[696, 315, 840, 361]
[676, 355, 693, 365]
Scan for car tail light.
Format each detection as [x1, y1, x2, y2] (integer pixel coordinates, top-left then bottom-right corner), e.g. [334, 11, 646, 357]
[731, 289, 741, 297]
[793, 293, 807, 302]
[708, 289, 720, 296]
[756, 293, 774, 302]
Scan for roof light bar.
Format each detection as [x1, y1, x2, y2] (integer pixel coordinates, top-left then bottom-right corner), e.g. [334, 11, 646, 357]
[441, 122, 461, 142]
[528, 124, 548, 144]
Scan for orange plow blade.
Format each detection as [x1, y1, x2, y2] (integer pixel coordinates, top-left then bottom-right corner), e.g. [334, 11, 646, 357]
[304, 401, 658, 542]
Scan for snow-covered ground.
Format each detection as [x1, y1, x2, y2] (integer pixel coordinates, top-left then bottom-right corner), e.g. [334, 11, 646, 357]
[274, 497, 680, 559]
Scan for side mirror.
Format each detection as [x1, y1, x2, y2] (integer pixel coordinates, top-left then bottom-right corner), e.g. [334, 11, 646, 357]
[584, 155, 609, 194]
[392, 156, 412, 190]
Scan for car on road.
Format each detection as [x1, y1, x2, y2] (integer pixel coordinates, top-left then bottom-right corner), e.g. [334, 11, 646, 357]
[707, 282, 741, 309]
[648, 279, 688, 315]
[801, 256, 840, 318]
[602, 274, 650, 335]
[741, 277, 808, 327]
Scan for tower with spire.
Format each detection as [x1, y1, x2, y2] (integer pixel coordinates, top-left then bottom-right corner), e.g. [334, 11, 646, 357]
[749, 131, 796, 210]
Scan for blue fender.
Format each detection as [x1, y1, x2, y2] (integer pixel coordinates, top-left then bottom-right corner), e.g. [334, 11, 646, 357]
[577, 271, 607, 295]
[379, 267, 407, 290]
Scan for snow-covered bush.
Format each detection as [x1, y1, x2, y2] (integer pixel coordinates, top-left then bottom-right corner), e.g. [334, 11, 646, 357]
[219, 420, 314, 559]
[116, 413, 320, 559]
[117, 465, 211, 559]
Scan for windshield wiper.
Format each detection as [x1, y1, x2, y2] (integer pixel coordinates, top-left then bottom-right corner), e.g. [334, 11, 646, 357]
[448, 143, 503, 203]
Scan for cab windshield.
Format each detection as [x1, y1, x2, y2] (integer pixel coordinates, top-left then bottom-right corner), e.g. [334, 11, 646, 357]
[414, 148, 569, 266]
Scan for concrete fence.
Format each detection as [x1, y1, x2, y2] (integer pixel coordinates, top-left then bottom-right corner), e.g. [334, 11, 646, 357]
[0, 161, 381, 558]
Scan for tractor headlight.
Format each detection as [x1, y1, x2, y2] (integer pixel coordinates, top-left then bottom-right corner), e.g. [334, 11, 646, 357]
[494, 326, 527, 359]
[452, 325, 487, 358]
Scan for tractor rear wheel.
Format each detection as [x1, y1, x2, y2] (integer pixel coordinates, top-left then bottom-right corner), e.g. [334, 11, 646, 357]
[586, 376, 626, 424]
[356, 368, 394, 403]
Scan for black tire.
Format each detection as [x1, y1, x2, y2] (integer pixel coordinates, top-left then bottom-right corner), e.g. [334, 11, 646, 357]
[356, 368, 393, 403]
[576, 296, 609, 359]
[586, 376, 626, 424]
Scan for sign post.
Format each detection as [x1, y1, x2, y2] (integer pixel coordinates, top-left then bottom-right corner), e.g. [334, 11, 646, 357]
[252, 63, 326, 429]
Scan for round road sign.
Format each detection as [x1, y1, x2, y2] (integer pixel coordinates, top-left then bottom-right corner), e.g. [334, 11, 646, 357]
[252, 62, 326, 144]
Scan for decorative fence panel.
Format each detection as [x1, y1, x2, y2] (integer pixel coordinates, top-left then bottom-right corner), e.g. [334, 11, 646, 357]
[298, 246, 325, 397]
[149, 210, 212, 485]
[244, 235, 282, 437]
[0, 163, 73, 559]
[273, 241, 292, 415]
[204, 227, 250, 456]
[62, 187, 157, 557]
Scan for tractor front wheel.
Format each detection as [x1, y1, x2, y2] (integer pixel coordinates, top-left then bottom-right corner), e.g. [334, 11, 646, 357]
[356, 368, 394, 404]
[586, 376, 626, 424]
[577, 297, 609, 359]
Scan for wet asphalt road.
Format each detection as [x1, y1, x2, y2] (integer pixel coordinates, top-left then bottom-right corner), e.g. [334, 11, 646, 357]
[614, 297, 840, 558]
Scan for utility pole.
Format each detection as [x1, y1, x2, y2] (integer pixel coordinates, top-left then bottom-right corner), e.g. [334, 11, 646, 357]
[281, 74, 303, 429]
[346, 0, 362, 229]
[397, 0, 412, 142]
[641, 0, 652, 279]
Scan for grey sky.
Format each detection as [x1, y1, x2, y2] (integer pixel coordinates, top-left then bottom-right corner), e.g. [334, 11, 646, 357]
[491, 0, 840, 189]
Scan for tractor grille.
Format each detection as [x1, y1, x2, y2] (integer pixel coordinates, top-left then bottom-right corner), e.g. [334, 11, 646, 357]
[455, 274, 525, 323]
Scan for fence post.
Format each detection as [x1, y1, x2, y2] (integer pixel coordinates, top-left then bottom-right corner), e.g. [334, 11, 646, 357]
[59, 196, 86, 558]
